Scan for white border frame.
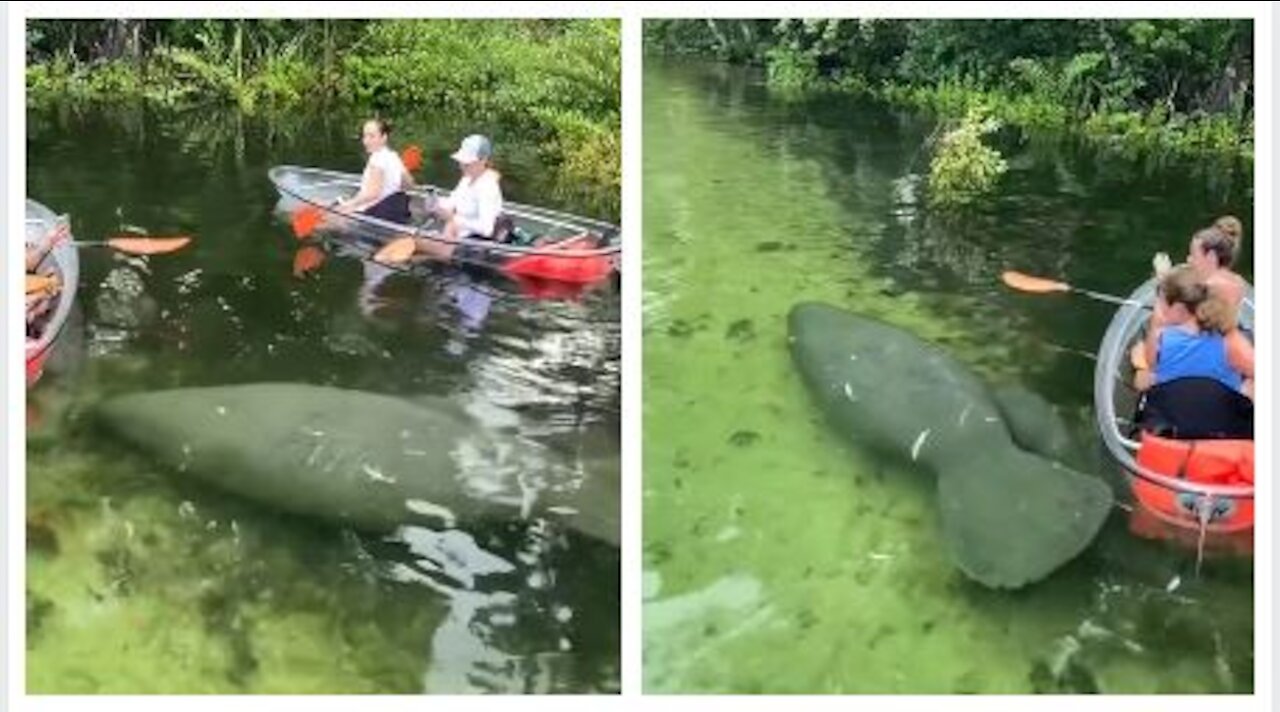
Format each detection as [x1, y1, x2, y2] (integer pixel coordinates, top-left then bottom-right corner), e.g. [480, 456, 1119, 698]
[6, 2, 1274, 710]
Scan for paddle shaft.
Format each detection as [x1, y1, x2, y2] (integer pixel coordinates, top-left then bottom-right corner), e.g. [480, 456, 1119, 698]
[31, 241, 109, 270]
[1003, 270, 1150, 310]
[30, 244, 57, 273]
[1073, 287, 1149, 309]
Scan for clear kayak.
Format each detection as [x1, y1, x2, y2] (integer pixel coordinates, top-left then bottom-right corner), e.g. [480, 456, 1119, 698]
[269, 165, 620, 283]
[1094, 277, 1255, 553]
[25, 199, 79, 387]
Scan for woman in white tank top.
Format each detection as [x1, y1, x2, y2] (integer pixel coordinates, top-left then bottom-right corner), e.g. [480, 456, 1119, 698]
[336, 118, 414, 224]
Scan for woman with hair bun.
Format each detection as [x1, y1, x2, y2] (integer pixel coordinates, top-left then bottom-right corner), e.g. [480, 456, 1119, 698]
[335, 118, 414, 224]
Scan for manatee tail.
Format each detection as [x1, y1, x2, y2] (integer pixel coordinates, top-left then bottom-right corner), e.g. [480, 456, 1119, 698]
[936, 448, 1114, 589]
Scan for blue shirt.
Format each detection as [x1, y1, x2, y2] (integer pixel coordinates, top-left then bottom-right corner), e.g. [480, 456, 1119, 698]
[1154, 326, 1244, 393]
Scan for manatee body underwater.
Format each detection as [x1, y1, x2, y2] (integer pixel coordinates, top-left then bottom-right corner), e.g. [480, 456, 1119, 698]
[787, 302, 1114, 588]
[95, 383, 619, 548]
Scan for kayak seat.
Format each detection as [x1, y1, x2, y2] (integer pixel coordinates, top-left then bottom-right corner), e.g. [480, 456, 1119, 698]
[492, 213, 516, 243]
[496, 214, 549, 247]
[1137, 376, 1253, 441]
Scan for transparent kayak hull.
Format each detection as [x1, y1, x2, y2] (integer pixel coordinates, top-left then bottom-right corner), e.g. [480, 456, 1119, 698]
[268, 165, 620, 280]
[25, 199, 79, 387]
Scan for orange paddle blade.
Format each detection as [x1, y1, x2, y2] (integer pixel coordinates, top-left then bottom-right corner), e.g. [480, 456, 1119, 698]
[292, 205, 324, 239]
[401, 144, 423, 173]
[292, 245, 327, 278]
[105, 236, 193, 255]
[1001, 271, 1071, 294]
[26, 274, 61, 295]
[373, 236, 418, 264]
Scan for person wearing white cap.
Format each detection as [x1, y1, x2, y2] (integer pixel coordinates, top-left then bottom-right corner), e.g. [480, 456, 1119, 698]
[413, 134, 505, 261]
[335, 118, 414, 224]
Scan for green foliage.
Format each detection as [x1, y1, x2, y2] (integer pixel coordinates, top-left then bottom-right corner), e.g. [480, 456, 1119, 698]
[26, 19, 620, 198]
[646, 18, 1252, 162]
[644, 19, 773, 63]
[338, 19, 619, 193]
[928, 109, 1008, 206]
[765, 45, 820, 92]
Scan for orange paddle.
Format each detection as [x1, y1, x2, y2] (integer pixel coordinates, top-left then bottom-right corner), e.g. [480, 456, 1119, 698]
[401, 144, 423, 173]
[373, 236, 419, 265]
[292, 205, 325, 239]
[89, 236, 193, 255]
[292, 245, 328, 277]
[30, 228, 192, 277]
[1001, 271, 1145, 308]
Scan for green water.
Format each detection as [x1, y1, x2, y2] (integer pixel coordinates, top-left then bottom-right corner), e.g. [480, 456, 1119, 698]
[27, 105, 619, 694]
[642, 59, 1253, 694]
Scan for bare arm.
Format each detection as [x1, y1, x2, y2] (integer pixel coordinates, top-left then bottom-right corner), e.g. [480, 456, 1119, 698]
[1226, 329, 1254, 379]
[27, 222, 70, 271]
[1143, 300, 1166, 375]
[339, 165, 386, 213]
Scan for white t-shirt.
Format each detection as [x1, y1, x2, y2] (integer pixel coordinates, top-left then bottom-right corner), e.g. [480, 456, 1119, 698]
[442, 169, 503, 238]
[366, 147, 406, 203]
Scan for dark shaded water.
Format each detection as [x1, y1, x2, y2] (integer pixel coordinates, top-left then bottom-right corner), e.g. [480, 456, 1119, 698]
[643, 59, 1252, 693]
[27, 104, 619, 693]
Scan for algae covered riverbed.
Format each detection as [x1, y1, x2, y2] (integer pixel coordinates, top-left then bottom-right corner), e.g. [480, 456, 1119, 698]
[642, 59, 1253, 694]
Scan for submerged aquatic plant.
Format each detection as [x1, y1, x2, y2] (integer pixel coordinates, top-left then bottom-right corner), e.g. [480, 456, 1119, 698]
[928, 108, 1009, 207]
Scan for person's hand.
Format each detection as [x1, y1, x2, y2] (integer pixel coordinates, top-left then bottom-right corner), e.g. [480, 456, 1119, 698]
[1152, 251, 1172, 278]
[48, 222, 70, 247]
[26, 292, 52, 323]
[431, 198, 454, 219]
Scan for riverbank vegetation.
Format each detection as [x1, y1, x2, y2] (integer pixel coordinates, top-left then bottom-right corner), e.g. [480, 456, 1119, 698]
[644, 19, 1253, 162]
[27, 19, 620, 201]
[928, 109, 1008, 206]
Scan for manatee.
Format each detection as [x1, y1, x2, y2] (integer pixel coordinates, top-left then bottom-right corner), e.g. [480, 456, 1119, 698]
[95, 383, 618, 547]
[787, 303, 1113, 588]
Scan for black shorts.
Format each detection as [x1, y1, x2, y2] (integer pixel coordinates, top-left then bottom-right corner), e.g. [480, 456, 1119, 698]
[1138, 376, 1253, 440]
[362, 192, 411, 225]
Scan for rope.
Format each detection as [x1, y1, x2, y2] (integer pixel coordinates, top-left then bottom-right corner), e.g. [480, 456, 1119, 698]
[1194, 494, 1214, 578]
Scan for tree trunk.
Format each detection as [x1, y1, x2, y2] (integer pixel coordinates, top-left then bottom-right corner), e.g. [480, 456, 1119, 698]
[98, 20, 126, 61]
[324, 19, 334, 94]
[1202, 27, 1252, 118]
[234, 20, 244, 84]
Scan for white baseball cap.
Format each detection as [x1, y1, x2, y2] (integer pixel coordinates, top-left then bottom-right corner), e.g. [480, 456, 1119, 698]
[451, 134, 493, 164]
